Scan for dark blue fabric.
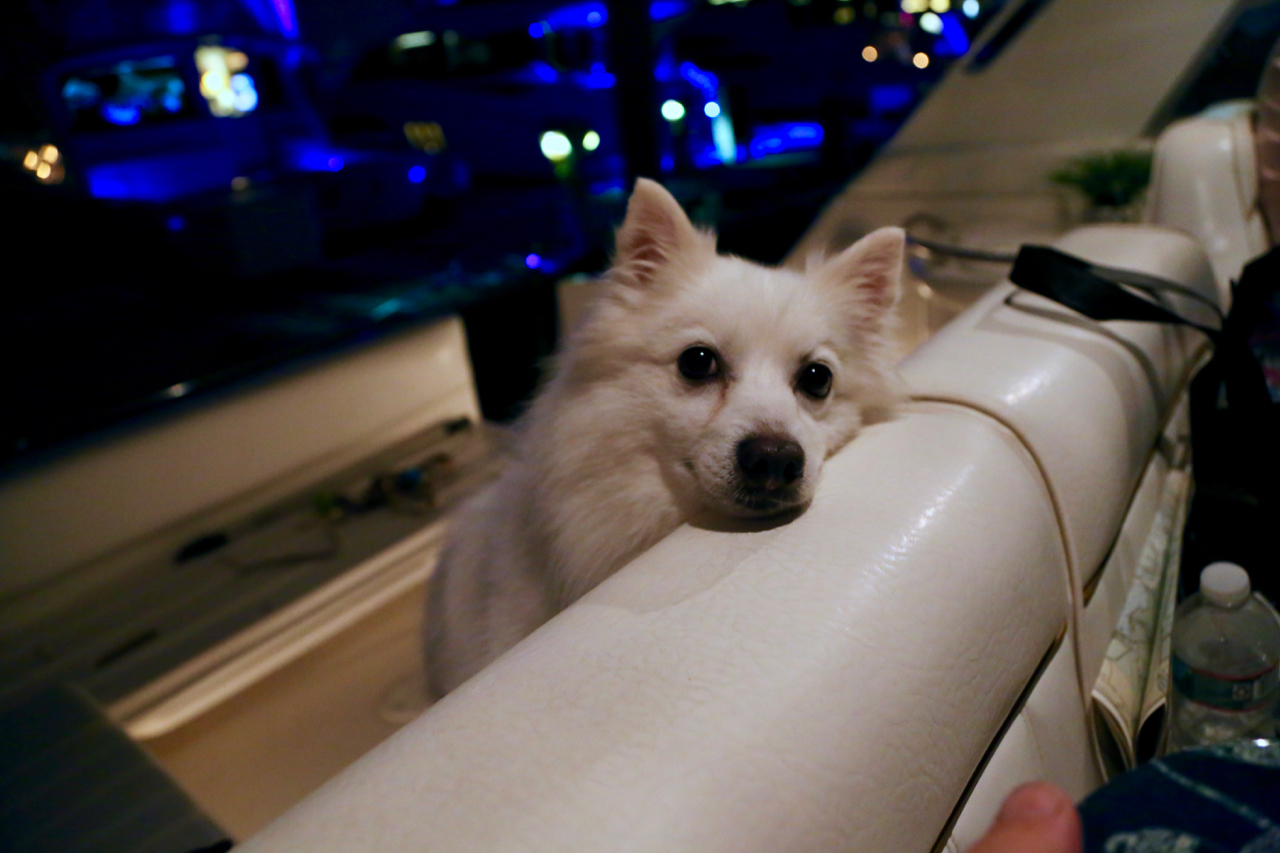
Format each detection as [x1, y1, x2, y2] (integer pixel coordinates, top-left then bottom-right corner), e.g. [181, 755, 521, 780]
[1080, 740, 1280, 853]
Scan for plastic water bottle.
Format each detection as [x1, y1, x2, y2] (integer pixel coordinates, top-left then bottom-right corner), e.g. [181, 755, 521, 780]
[1168, 562, 1280, 751]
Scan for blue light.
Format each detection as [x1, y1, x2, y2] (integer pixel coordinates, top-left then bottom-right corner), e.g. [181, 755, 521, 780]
[692, 145, 721, 169]
[525, 253, 542, 269]
[587, 179, 626, 196]
[103, 103, 141, 125]
[747, 122, 824, 159]
[408, 165, 427, 183]
[576, 65, 616, 89]
[660, 154, 674, 172]
[529, 60, 559, 83]
[962, 0, 979, 16]
[166, 215, 186, 232]
[678, 61, 719, 99]
[704, 101, 721, 118]
[649, 0, 688, 20]
[241, 0, 298, 38]
[371, 298, 403, 320]
[938, 13, 971, 55]
[536, 3, 608, 34]
[165, 0, 198, 34]
[291, 146, 357, 172]
[869, 84, 913, 114]
[270, 0, 297, 35]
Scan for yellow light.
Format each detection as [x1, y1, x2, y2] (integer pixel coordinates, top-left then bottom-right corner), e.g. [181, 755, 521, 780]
[901, 0, 928, 12]
[661, 100, 686, 121]
[231, 175, 250, 191]
[540, 130, 572, 162]
[200, 70, 224, 96]
[913, 51, 930, 68]
[920, 11, 942, 32]
[23, 150, 38, 170]
[582, 130, 600, 151]
[39, 144, 59, 163]
[862, 45, 878, 61]
[929, 0, 949, 10]
[35, 162, 51, 179]
[834, 6, 854, 23]
[404, 121, 447, 153]
[226, 50, 249, 72]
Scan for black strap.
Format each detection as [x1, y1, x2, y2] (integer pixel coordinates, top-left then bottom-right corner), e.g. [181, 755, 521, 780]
[1008, 245, 1221, 341]
[1009, 243, 1278, 413]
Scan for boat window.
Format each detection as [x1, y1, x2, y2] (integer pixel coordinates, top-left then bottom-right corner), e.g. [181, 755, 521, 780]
[0, 0, 1002, 468]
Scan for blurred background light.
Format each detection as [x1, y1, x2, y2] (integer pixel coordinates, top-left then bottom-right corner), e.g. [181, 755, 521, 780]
[913, 51, 930, 67]
[648, 0, 689, 21]
[962, 0, 980, 15]
[661, 99, 686, 121]
[408, 165, 427, 183]
[393, 31, 436, 50]
[863, 45, 878, 61]
[582, 130, 601, 151]
[539, 131, 572, 161]
[196, 46, 258, 118]
[704, 101, 721, 118]
[920, 11, 942, 33]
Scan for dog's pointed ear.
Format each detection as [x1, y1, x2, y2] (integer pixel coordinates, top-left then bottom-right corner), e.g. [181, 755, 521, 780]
[613, 178, 706, 286]
[819, 226, 904, 325]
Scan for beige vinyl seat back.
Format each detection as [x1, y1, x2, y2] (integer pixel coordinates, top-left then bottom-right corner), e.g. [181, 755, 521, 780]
[1142, 36, 1280, 309]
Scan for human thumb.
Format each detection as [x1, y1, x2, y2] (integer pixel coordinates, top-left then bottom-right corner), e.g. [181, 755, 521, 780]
[965, 783, 1083, 853]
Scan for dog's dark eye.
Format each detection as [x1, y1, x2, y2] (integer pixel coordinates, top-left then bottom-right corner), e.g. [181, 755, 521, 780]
[678, 346, 720, 381]
[797, 363, 833, 399]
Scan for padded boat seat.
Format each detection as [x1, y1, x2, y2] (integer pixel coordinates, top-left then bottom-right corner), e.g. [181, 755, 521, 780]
[238, 225, 1214, 853]
[241, 404, 1069, 853]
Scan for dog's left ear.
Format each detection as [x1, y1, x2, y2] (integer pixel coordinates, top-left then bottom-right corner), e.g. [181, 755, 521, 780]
[818, 226, 904, 326]
[613, 178, 708, 287]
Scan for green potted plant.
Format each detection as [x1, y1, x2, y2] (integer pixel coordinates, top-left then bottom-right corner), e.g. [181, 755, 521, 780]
[1050, 149, 1154, 222]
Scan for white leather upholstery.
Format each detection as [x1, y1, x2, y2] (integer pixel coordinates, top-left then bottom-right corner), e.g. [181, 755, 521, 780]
[240, 403, 1069, 853]
[949, 630, 1101, 852]
[900, 225, 1214, 607]
[1144, 110, 1270, 307]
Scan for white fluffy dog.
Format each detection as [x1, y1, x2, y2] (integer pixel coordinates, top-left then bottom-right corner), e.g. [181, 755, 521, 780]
[426, 178, 904, 697]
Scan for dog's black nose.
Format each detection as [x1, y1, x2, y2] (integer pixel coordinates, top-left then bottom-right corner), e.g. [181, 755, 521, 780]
[736, 436, 805, 490]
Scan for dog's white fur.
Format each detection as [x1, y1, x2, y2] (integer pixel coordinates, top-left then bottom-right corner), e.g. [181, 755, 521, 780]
[425, 179, 904, 696]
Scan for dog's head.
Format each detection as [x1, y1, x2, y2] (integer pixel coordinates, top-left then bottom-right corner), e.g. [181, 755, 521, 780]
[563, 178, 904, 518]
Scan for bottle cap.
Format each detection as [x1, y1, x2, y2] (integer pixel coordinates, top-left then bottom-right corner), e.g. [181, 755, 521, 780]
[1200, 562, 1251, 607]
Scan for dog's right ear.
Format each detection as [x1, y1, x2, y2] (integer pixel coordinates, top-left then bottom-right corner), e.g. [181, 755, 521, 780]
[613, 178, 705, 287]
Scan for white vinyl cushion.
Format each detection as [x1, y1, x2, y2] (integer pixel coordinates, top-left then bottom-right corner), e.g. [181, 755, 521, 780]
[900, 225, 1214, 592]
[239, 404, 1069, 853]
[1144, 112, 1270, 305]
